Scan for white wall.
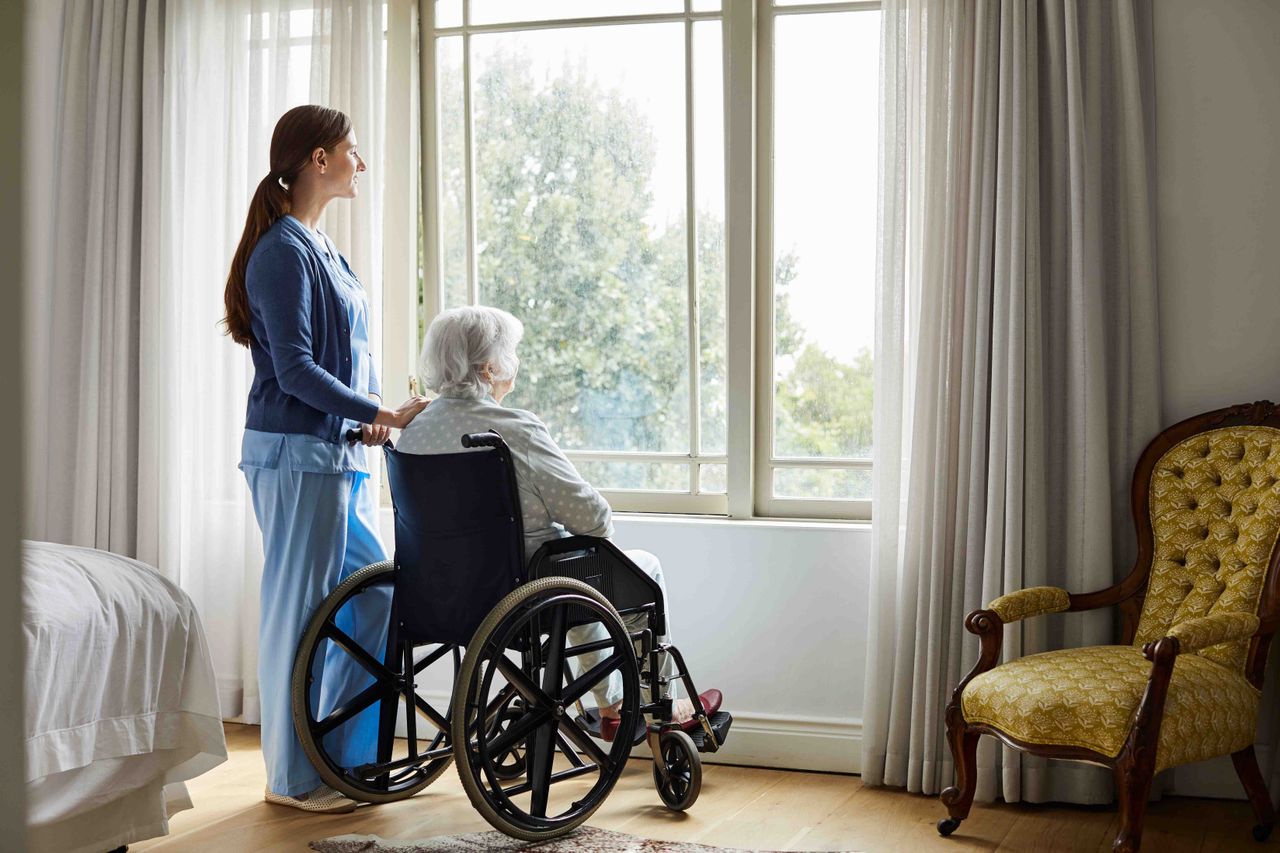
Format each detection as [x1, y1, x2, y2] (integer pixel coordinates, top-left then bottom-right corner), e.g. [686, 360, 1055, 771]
[1154, 0, 1280, 425]
[1153, 0, 1280, 799]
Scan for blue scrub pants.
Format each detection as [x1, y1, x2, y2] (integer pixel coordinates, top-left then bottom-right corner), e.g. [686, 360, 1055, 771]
[244, 464, 390, 796]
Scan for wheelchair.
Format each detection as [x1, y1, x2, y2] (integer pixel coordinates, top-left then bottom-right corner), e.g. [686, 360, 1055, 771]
[290, 430, 733, 841]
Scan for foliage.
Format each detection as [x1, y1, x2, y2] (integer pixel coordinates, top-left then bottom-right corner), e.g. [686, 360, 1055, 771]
[432, 48, 872, 493]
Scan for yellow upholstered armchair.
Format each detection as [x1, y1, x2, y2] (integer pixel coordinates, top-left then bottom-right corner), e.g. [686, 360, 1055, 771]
[938, 402, 1280, 853]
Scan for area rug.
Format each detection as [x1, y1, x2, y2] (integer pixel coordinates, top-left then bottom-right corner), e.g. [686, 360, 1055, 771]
[310, 825, 857, 852]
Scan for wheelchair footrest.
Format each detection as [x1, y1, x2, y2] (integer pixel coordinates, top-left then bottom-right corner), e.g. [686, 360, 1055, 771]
[575, 707, 647, 746]
[687, 711, 733, 752]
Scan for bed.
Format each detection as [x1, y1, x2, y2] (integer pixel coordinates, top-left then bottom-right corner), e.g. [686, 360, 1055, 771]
[23, 541, 228, 853]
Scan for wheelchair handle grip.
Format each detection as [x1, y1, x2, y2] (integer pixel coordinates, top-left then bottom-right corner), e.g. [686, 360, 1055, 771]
[344, 427, 394, 449]
[461, 430, 506, 449]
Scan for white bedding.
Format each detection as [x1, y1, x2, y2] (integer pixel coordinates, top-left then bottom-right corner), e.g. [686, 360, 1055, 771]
[23, 541, 228, 853]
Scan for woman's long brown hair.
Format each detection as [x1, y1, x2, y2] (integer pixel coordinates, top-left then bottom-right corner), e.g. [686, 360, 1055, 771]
[222, 105, 352, 347]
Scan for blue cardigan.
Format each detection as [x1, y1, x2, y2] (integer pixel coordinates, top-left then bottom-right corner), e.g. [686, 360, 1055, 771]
[244, 215, 381, 442]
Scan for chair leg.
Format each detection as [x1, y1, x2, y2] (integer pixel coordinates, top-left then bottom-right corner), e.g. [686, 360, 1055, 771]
[938, 706, 979, 836]
[1232, 745, 1276, 842]
[1112, 751, 1156, 853]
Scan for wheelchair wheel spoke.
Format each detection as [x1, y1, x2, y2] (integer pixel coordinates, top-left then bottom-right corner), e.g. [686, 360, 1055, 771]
[321, 622, 395, 684]
[561, 651, 626, 707]
[557, 713, 611, 768]
[529, 606, 568, 818]
[485, 707, 552, 758]
[314, 681, 385, 737]
[495, 656, 557, 711]
[554, 729, 585, 768]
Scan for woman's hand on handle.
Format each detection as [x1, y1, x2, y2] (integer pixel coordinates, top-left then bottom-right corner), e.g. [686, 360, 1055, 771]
[360, 423, 392, 446]
[373, 395, 430, 431]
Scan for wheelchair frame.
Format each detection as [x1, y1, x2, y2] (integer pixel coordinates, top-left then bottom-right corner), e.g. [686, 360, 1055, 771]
[290, 430, 731, 841]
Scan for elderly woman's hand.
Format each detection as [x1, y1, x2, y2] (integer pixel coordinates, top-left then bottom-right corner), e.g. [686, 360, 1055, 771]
[375, 395, 430, 431]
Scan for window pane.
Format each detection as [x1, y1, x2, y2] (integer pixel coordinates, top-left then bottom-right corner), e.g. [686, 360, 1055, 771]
[469, 0, 682, 26]
[575, 460, 689, 492]
[694, 20, 726, 455]
[772, 11, 878, 461]
[436, 0, 461, 28]
[436, 36, 469, 312]
[699, 463, 726, 494]
[773, 467, 870, 501]
[692, 0, 721, 10]
[468, 23, 691, 453]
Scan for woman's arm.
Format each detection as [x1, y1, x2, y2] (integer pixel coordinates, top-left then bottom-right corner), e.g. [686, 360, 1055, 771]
[250, 244, 381, 424]
[524, 418, 613, 539]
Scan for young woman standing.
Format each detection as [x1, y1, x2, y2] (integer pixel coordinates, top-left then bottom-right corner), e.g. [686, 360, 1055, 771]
[223, 105, 426, 813]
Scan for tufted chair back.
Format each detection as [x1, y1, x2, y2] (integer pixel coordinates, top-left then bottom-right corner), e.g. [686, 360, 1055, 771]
[1134, 422, 1280, 675]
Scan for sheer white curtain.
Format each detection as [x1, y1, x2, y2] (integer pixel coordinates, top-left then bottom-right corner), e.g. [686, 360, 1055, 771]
[140, 0, 394, 720]
[863, 0, 1160, 804]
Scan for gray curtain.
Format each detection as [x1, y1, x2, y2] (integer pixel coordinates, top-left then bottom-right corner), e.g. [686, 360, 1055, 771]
[862, 0, 1161, 804]
[24, 0, 164, 554]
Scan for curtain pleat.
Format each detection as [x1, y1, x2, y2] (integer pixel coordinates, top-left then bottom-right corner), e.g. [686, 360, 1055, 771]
[863, 0, 1161, 804]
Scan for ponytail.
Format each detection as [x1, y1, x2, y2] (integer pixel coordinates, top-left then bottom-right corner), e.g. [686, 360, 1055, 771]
[222, 105, 353, 347]
[222, 174, 291, 346]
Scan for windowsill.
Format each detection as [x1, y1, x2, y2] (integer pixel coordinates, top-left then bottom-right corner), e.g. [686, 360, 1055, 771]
[377, 505, 871, 532]
[614, 511, 872, 533]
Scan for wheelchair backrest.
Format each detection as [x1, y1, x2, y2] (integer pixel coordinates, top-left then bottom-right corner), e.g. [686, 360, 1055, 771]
[383, 432, 525, 646]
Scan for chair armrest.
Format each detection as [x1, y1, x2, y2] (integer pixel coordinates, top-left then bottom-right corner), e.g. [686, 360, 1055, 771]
[987, 586, 1071, 624]
[1164, 612, 1260, 654]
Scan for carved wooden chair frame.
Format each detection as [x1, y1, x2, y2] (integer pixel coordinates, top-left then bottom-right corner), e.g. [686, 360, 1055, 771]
[938, 401, 1280, 853]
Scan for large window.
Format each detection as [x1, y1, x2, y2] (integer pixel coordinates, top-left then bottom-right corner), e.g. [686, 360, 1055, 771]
[419, 0, 879, 519]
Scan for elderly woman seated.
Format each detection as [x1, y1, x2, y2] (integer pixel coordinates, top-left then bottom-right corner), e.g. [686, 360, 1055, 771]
[397, 305, 721, 738]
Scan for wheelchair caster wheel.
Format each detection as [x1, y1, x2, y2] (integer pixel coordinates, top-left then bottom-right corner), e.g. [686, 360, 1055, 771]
[937, 817, 961, 837]
[653, 729, 701, 811]
[1253, 823, 1273, 842]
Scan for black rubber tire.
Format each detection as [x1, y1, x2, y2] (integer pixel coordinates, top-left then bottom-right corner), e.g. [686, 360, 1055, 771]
[292, 561, 455, 803]
[452, 577, 640, 842]
[937, 817, 961, 837]
[652, 729, 702, 811]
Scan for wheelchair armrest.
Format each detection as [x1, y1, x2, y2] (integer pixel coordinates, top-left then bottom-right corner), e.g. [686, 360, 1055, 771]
[528, 536, 667, 635]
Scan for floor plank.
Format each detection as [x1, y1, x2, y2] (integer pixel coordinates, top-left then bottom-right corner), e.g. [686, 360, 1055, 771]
[132, 724, 1275, 852]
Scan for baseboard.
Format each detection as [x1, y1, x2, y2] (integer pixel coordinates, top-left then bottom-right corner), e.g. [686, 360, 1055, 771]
[692, 711, 861, 774]
[399, 693, 860, 775]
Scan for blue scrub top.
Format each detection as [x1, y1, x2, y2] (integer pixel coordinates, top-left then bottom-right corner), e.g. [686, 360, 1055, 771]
[240, 227, 373, 476]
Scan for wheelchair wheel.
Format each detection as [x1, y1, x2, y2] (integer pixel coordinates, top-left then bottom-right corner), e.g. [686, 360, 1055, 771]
[652, 729, 701, 811]
[452, 577, 642, 841]
[486, 691, 529, 781]
[292, 561, 458, 803]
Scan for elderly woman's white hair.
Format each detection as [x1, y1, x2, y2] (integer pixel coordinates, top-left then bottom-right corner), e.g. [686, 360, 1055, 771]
[419, 305, 524, 399]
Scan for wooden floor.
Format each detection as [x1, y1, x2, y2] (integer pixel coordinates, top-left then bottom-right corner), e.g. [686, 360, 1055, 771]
[133, 724, 1274, 852]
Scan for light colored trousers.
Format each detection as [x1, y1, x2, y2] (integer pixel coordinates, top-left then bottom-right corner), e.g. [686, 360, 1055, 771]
[243, 465, 391, 797]
[567, 549, 679, 708]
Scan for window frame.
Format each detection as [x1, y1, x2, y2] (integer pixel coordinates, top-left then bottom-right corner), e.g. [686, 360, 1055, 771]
[410, 0, 877, 522]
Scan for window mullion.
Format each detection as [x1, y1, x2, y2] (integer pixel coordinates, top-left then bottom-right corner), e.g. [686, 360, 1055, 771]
[723, 0, 756, 519]
[420, 0, 441, 344]
[462, 2, 478, 306]
[684, 13, 700, 496]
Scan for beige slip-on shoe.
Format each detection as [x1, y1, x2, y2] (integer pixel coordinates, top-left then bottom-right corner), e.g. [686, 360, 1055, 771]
[263, 784, 359, 814]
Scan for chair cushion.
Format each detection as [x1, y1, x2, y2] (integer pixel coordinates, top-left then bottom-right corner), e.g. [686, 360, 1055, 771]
[961, 645, 1259, 771]
[1136, 426, 1280, 673]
